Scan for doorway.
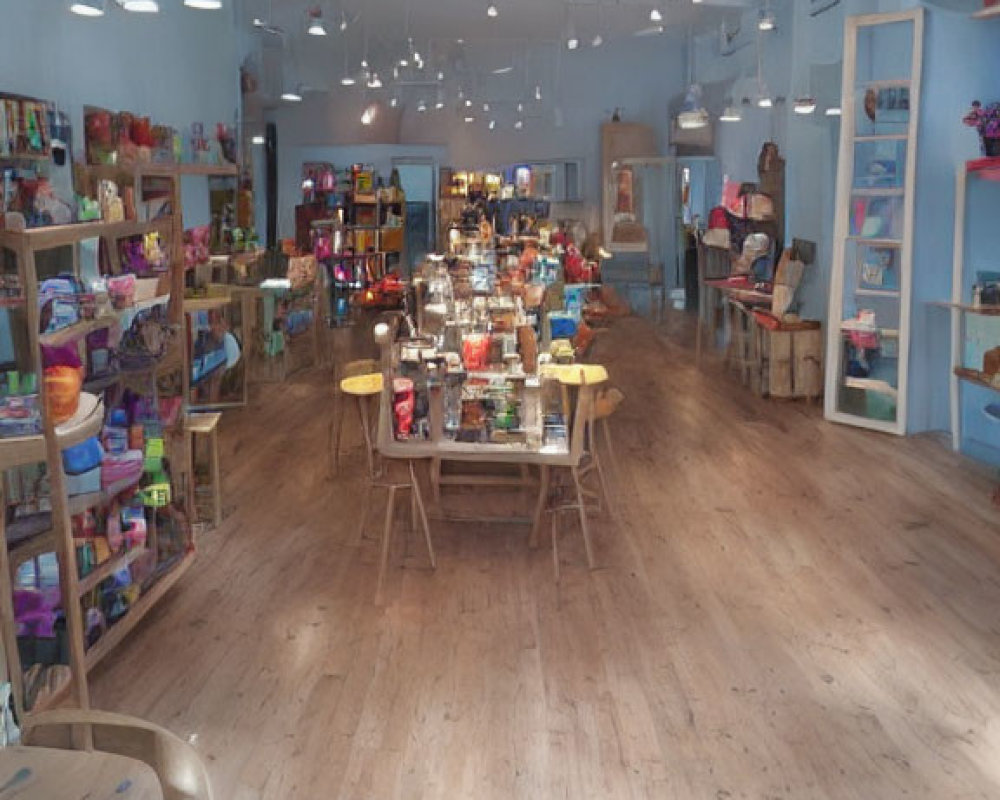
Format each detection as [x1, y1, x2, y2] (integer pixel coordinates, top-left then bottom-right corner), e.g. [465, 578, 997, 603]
[391, 159, 437, 276]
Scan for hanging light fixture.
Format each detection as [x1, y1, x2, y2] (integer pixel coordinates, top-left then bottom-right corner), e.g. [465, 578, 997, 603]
[487, 3, 498, 17]
[361, 105, 377, 125]
[251, 134, 266, 145]
[591, 34, 603, 47]
[417, 99, 428, 113]
[534, 85, 542, 102]
[649, 7, 662, 22]
[489, 120, 496, 130]
[677, 84, 709, 129]
[70, 0, 105, 15]
[758, 1, 776, 31]
[307, 9, 327, 35]
[483, 102, 490, 112]
[340, 44, 356, 86]
[185, 0, 222, 9]
[794, 97, 817, 115]
[825, 106, 842, 116]
[281, 84, 304, 102]
[118, 0, 159, 11]
[368, 73, 383, 89]
[390, 97, 399, 108]
[720, 104, 742, 122]
[514, 119, 524, 130]
[464, 116, 476, 123]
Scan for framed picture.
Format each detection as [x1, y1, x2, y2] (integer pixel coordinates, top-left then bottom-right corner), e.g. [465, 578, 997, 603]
[856, 245, 899, 291]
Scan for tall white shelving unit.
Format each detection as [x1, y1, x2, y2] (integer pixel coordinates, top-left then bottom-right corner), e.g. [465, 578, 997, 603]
[824, 9, 924, 435]
[943, 157, 1000, 464]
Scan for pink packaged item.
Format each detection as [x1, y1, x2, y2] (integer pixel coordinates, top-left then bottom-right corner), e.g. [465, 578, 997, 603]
[107, 274, 136, 309]
[101, 449, 144, 491]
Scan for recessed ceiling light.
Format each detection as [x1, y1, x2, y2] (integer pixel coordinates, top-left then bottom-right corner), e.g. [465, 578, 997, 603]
[70, 0, 105, 15]
[185, 0, 222, 9]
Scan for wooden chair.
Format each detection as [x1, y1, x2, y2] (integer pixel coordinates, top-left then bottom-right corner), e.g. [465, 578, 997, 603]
[22, 709, 213, 800]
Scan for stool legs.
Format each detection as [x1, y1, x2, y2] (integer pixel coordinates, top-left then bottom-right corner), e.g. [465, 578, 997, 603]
[210, 428, 222, 529]
[410, 461, 436, 569]
[572, 466, 596, 570]
[371, 461, 436, 604]
[529, 466, 550, 549]
[376, 486, 398, 604]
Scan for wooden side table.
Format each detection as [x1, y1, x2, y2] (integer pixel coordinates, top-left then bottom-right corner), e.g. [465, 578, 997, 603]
[184, 412, 223, 529]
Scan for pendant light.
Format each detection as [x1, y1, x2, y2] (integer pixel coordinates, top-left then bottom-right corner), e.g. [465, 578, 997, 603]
[650, 7, 662, 22]
[794, 97, 817, 115]
[307, 9, 327, 35]
[758, 0, 776, 31]
[185, 0, 222, 9]
[487, 3, 498, 17]
[340, 42, 356, 86]
[720, 105, 742, 122]
[825, 106, 842, 117]
[514, 119, 524, 130]
[70, 0, 105, 15]
[489, 120, 496, 130]
[281, 85, 303, 102]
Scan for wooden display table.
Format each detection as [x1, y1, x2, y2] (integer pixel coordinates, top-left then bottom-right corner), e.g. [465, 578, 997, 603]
[184, 412, 223, 529]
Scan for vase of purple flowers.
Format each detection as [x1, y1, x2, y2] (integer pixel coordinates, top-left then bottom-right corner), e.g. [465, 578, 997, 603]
[963, 101, 1000, 157]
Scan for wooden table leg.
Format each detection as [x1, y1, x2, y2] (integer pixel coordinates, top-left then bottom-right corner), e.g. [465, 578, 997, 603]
[376, 486, 397, 604]
[410, 461, 436, 569]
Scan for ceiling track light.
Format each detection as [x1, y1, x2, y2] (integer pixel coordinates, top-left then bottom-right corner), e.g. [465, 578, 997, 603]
[185, 0, 222, 9]
[118, 0, 159, 11]
[70, 0, 106, 15]
[794, 97, 817, 115]
[720, 105, 742, 122]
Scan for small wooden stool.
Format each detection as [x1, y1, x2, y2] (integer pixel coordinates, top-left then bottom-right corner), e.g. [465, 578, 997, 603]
[332, 359, 380, 475]
[184, 412, 223, 529]
[336, 370, 383, 479]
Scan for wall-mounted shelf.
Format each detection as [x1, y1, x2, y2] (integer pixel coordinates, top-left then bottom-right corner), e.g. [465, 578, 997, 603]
[973, 4, 1000, 20]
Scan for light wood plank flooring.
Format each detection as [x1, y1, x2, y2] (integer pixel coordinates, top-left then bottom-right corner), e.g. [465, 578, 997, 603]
[90, 314, 1000, 799]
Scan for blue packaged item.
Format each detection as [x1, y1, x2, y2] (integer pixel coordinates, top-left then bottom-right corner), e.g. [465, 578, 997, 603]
[103, 408, 129, 454]
[61, 437, 104, 475]
[549, 314, 578, 340]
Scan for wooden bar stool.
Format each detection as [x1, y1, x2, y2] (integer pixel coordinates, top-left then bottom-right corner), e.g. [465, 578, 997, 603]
[333, 363, 381, 478]
[184, 412, 223, 529]
[544, 364, 615, 522]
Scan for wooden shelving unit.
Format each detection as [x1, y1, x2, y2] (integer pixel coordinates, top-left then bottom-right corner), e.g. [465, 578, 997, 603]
[0, 162, 201, 723]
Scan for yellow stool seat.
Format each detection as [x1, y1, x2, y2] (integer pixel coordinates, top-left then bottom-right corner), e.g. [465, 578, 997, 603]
[540, 363, 609, 386]
[340, 372, 384, 397]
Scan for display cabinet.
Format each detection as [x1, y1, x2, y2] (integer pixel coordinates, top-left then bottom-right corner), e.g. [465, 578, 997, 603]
[0, 164, 200, 722]
[941, 157, 1000, 465]
[825, 8, 924, 434]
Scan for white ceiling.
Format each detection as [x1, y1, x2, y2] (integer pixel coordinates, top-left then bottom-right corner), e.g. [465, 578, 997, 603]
[241, 0, 755, 101]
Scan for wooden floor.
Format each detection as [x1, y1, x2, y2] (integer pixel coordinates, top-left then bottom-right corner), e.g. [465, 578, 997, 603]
[90, 313, 1000, 799]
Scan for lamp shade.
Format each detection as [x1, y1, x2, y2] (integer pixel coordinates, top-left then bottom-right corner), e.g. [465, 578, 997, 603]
[70, 0, 106, 15]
